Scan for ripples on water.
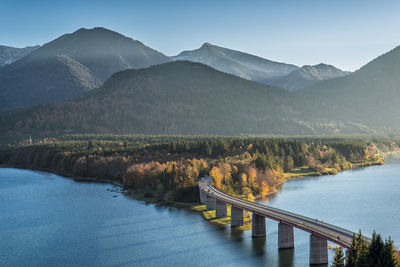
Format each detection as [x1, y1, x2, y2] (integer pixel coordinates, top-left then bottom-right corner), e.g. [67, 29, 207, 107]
[1, 158, 399, 266]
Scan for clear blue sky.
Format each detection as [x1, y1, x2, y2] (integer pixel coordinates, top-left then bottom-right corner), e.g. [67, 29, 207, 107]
[1, 0, 400, 71]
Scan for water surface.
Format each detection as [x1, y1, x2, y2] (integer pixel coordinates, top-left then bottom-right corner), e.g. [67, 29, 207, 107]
[1, 158, 399, 266]
[264, 156, 400, 246]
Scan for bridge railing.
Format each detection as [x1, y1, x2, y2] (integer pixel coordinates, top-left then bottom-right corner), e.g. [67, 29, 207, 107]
[199, 176, 371, 245]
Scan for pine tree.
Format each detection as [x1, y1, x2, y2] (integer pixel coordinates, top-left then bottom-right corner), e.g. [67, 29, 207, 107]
[367, 231, 385, 266]
[332, 247, 345, 267]
[284, 155, 294, 172]
[382, 237, 400, 267]
[346, 230, 369, 267]
[346, 234, 358, 267]
[356, 230, 369, 267]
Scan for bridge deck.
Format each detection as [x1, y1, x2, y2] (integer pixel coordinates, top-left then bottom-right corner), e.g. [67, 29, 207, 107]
[199, 177, 368, 248]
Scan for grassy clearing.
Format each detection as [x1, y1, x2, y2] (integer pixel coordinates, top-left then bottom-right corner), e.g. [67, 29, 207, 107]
[283, 166, 316, 179]
[283, 157, 384, 180]
[195, 204, 252, 231]
[128, 193, 253, 231]
[352, 157, 385, 168]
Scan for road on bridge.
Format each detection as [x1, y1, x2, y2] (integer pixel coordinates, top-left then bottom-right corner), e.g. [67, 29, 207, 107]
[199, 177, 369, 248]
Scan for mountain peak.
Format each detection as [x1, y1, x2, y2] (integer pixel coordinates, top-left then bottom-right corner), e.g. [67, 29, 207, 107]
[313, 63, 336, 69]
[272, 63, 349, 91]
[74, 27, 120, 34]
[0, 28, 170, 112]
[69, 27, 128, 41]
[172, 43, 298, 83]
[201, 42, 213, 47]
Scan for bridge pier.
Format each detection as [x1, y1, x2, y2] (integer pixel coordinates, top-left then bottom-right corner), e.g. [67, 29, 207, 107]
[215, 200, 227, 218]
[231, 206, 244, 227]
[206, 196, 216, 210]
[278, 222, 294, 249]
[252, 213, 266, 237]
[199, 190, 207, 204]
[309, 234, 328, 265]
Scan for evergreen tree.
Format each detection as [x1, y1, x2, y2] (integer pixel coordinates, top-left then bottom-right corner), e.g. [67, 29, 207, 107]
[284, 155, 294, 172]
[382, 237, 400, 267]
[356, 230, 369, 267]
[367, 231, 385, 266]
[346, 234, 358, 267]
[200, 142, 212, 157]
[346, 230, 369, 267]
[332, 247, 345, 267]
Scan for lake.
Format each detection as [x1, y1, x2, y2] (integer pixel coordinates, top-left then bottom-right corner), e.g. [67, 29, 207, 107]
[1, 157, 399, 266]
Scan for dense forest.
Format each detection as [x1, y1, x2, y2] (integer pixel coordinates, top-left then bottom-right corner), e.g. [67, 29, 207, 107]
[0, 61, 377, 144]
[332, 231, 400, 267]
[0, 135, 395, 203]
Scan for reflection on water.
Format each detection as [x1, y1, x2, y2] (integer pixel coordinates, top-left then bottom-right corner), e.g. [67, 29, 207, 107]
[279, 248, 294, 267]
[2, 159, 399, 266]
[252, 237, 266, 256]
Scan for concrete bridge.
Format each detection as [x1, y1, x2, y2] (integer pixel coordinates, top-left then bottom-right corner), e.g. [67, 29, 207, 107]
[199, 176, 368, 265]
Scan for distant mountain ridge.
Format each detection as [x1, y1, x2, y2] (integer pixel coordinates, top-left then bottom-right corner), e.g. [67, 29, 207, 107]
[272, 63, 350, 91]
[0, 45, 39, 66]
[299, 45, 400, 131]
[0, 27, 170, 112]
[0, 61, 326, 140]
[1, 28, 400, 139]
[172, 43, 298, 84]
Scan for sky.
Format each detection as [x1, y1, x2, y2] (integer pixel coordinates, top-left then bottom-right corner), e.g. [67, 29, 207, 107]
[1, 0, 400, 71]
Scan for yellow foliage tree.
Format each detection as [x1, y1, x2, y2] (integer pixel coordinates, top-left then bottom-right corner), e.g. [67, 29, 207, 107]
[210, 166, 223, 189]
[221, 163, 232, 185]
[260, 180, 270, 196]
[248, 167, 257, 184]
[240, 173, 248, 187]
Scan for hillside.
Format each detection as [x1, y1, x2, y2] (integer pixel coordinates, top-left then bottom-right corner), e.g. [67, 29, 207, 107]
[272, 63, 350, 91]
[3, 44, 400, 141]
[0, 45, 39, 66]
[1, 61, 331, 141]
[0, 27, 170, 112]
[172, 43, 298, 84]
[300, 45, 400, 131]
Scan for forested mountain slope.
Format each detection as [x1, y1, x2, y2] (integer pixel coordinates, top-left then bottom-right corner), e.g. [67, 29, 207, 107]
[0, 27, 170, 112]
[0, 61, 337, 141]
[300, 45, 400, 132]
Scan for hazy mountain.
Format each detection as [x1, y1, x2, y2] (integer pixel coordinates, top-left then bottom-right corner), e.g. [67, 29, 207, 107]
[3, 44, 400, 140]
[0, 27, 170, 112]
[0, 61, 329, 141]
[172, 43, 298, 84]
[300, 45, 400, 132]
[273, 63, 350, 91]
[0, 45, 39, 66]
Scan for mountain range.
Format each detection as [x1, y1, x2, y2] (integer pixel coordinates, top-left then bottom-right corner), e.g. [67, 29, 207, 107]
[0, 61, 316, 139]
[0, 28, 350, 113]
[172, 43, 350, 90]
[1, 27, 400, 141]
[0, 45, 40, 66]
[0, 60, 384, 142]
[0, 27, 170, 112]
[172, 43, 298, 84]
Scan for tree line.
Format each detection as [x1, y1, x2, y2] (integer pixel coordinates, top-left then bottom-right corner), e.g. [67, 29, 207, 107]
[0, 135, 391, 203]
[332, 230, 399, 267]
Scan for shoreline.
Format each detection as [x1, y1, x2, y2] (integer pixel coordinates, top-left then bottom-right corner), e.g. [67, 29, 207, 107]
[0, 156, 388, 231]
